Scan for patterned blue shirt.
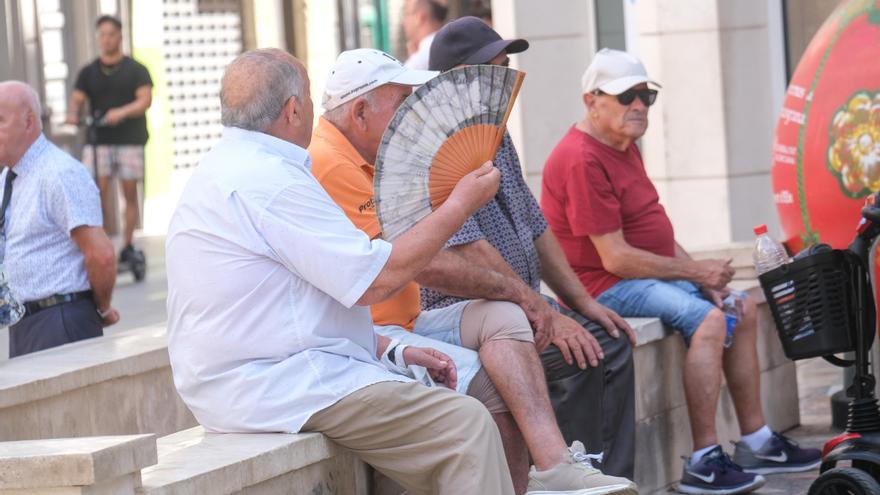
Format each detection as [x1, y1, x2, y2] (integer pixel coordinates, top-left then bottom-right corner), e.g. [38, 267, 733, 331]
[421, 133, 549, 310]
[1, 134, 103, 302]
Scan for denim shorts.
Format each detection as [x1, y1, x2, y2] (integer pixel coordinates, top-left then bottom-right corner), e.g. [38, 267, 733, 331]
[373, 300, 480, 394]
[596, 279, 716, 344]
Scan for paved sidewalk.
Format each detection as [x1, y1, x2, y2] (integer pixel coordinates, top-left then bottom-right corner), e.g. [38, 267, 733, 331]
[751, 357, 839, 494]
[106, 235, 169, 333]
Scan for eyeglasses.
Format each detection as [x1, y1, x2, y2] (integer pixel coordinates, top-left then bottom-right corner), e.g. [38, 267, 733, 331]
[593, 88, 658, 107]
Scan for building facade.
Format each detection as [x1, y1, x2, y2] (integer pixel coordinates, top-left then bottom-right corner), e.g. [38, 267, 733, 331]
[0, 0, 839, 247]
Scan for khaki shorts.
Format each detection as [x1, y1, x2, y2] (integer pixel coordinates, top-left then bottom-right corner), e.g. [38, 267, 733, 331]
[81, 145, 145, 180]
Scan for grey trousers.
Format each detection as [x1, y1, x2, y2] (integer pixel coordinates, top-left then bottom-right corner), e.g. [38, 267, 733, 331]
[542, 305, 635, 479]
[9, 299, 103, 358]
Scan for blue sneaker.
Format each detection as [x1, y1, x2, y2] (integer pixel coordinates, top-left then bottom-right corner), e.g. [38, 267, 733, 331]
[733, 432, 821, 474]
[678, 446, 765, 494]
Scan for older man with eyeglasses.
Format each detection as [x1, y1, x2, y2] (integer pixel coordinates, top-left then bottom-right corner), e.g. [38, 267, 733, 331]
[541, 48, 821, 494]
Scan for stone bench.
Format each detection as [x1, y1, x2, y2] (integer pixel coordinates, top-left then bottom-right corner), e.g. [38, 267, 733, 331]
[0, 434, 157, 494]
[0, 326, 196, 442]
[0, 428, 367, 495]
[0, 284, 796, 494]
[135, 295, 793, 495]
[138, 427, 368, 495]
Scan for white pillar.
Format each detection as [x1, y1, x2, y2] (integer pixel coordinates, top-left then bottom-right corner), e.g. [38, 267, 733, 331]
[304, 0, 341, 119]
[252, 0, 286, 49]
[635, 0, 785, 249]
[491, 0, 597, 195]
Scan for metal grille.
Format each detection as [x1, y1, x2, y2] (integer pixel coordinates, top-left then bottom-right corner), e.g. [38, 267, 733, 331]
[162, 0, 242, 169]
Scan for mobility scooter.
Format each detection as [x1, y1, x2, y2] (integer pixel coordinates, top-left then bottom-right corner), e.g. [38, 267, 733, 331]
[759, 191, 880, 494]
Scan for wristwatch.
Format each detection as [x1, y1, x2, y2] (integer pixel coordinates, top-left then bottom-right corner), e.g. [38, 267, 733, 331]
[96, 307, 113, 319]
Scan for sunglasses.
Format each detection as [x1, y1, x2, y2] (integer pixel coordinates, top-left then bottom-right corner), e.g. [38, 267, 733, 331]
[594, 88, 658, 107]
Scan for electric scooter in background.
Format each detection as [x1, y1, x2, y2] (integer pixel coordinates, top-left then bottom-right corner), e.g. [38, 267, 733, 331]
[759, 191, 880, 494]
[83, 112, 146, 282]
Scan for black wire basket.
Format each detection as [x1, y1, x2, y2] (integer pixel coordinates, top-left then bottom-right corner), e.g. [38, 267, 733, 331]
[758, 249, 856, 360]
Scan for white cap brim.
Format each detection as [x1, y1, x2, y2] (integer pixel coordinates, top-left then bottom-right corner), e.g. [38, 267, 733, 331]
[598, 75, 662, 95]
[323, 67, 438, 111]
[388, 67, 438, 86]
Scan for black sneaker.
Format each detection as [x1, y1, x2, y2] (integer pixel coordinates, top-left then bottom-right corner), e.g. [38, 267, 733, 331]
[733, 432, 821, 474]
[678, 446, 765, 494]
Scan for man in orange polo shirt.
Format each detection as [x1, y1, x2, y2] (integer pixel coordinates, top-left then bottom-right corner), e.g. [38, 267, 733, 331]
[310, 48, 636, 495]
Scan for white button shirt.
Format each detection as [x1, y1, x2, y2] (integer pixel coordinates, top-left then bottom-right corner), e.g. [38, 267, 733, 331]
[404, 31, 436, 70]
[166, 127, 407, 433]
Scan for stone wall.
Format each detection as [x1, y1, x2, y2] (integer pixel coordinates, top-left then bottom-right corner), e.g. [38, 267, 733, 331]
[0, 326, 195, 442]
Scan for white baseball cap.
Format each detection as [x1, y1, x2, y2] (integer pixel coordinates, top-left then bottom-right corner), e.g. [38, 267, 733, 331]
[322, 49, 438, 110]
[581, 48, 661, 95]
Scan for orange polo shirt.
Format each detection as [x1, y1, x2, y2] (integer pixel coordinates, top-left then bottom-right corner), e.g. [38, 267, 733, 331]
[309, 117, 421, 330]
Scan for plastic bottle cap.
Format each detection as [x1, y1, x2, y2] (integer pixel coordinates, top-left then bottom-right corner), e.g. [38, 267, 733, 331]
[753, 224, 768, 235]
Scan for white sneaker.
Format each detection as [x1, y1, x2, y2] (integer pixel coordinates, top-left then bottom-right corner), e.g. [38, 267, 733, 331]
[526, 441, 639, 494]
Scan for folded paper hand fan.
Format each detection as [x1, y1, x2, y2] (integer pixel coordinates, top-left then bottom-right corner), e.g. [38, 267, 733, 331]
[374, 64, 525, 240]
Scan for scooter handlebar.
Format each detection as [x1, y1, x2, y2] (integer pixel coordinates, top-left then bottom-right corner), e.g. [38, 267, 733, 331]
[862, 192, 880, 223]
[862, 205, 880, 224]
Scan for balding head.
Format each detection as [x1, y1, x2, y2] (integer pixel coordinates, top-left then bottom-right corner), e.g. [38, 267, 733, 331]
[0, 81, 43, 166]
[220, 49, 313, 146]
[0, 81, 42, 129]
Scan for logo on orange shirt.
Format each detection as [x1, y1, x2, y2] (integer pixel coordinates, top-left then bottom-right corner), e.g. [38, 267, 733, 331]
[358, 197, 376, 214]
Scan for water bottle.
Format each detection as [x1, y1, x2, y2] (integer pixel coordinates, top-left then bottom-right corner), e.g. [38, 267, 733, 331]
[753, 224, 789, 275]
[0, 264, 24, 327]
[721, 290, 746, 348]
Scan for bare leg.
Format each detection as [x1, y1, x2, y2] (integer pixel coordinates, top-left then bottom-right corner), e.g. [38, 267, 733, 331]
[120, 179, 139, 247]
[96, 175, 113, 236]
[494, 412, 529, 495]
[722, 297, 766, 436]
[683, 309, 726, 450]
[479, 340, 568, 470]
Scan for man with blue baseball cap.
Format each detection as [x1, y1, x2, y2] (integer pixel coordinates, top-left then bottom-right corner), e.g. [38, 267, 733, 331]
[426, 17, 640, 486]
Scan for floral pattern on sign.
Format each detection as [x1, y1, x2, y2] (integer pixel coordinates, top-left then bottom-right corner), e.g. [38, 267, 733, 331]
[827, 90, 880, 197]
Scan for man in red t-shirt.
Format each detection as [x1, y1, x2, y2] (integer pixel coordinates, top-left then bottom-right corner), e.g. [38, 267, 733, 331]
[541, 49, 820, 494]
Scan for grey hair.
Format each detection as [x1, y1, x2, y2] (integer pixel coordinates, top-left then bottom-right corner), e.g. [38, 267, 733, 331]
[220, 50, 304, 132]
[322, 88, 396, 129]
[323, 90, 374, 127]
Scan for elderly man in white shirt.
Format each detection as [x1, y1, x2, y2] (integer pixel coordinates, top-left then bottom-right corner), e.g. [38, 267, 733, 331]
[165, 48, 512, 494]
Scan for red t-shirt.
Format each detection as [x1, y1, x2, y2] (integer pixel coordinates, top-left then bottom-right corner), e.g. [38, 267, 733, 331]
[541, 126, 676, 296]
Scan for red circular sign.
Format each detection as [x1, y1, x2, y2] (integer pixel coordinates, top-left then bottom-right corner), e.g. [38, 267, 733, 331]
[772, 0, 880, 252]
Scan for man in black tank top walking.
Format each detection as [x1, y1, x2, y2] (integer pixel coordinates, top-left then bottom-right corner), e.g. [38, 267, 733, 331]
[66, 15, 152, 270]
